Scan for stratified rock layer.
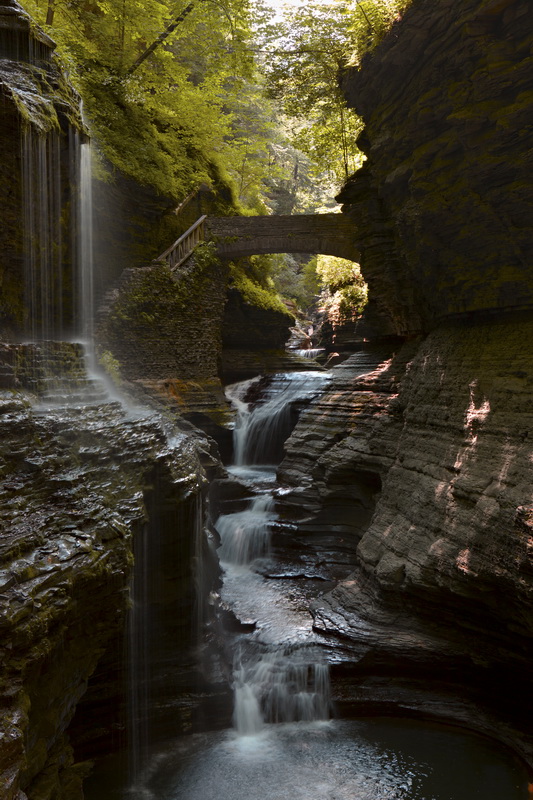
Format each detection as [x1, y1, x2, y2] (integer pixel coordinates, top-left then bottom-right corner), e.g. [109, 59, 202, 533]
[280, 319, 533, 760]
[338, 0, 533, 335]
[278, 0, 533, 762]
[0, 344, 214, 800]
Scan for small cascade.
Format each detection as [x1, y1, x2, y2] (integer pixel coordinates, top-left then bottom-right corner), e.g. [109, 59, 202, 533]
[14, 341, 110, 406]
[216, 494, 276, 565]
[217, 369, 333, 739]
[227, 372, 330, 466]
[233, 645, 330, 736]
[295, 348, 325, 360]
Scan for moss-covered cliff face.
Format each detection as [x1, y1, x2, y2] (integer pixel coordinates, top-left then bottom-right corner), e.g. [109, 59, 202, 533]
[95, 245, 297, 422]
[90, 170, 238, 305]
[338, 0, 532, 335]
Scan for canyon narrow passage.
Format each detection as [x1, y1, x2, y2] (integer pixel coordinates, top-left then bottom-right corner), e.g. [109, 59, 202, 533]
[90, 361, 529, 800]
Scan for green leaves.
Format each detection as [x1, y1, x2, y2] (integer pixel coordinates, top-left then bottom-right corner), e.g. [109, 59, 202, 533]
[263, 0, 364, 187]
[316, 254, 368, 323]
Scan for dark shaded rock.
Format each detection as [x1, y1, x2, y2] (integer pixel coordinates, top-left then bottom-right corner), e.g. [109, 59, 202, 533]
[221, 287, 294, 351]
[219, 348, 321, 385]
[0, 343, 221, 799]
[338, 0, 533, 336]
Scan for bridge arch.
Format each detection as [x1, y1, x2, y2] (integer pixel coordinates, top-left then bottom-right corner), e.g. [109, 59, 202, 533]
[206, 214, 360, 263]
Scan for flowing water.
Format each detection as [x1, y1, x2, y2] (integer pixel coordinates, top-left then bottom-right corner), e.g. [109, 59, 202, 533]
[26, 129, 527, 798]
[128, 718, 530, 800]
[294, 347, 325, 359]
[227, 371, 330, 465]
[109, 359, 531, 799]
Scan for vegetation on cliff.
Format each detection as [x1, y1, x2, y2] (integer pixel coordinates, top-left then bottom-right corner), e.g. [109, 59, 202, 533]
[17, 0, 409, 321]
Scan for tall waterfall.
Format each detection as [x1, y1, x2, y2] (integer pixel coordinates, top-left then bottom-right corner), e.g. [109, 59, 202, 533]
[79, 141, 94, 358]
[21, 124, 95, 343]
[22, 129, 65, 341]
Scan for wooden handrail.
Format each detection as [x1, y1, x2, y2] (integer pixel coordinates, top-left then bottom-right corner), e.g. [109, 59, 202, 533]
[157, 215, 207, 270]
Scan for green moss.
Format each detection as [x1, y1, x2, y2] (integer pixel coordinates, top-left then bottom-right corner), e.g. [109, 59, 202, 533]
[229, 263, 290, 316]
[98, 350, 123, 387]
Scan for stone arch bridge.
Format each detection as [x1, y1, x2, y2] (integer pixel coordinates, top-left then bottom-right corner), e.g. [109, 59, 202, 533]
[157, 213, 360, 271]
[206, 214, 359, 262]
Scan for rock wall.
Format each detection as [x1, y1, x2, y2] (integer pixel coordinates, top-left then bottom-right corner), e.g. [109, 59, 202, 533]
[280, 321, 533, 760]
[338, 0, 533, 336]
[277, 0, 533, 763]
[0, 343, 219, 800]
[0, 0, 84, 340]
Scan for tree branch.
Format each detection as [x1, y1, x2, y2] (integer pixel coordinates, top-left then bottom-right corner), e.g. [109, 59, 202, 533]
[126, 2, 197, 76]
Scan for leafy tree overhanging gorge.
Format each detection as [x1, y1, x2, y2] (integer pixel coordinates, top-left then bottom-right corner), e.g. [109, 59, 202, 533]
[20, 0, 411, 317]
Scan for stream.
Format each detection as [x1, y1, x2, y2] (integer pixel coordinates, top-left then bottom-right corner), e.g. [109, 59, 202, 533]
[94, 364, 529, 800]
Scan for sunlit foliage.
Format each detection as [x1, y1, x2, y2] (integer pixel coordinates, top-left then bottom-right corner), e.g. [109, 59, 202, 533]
[315, 254, 367, 323]
[348, 0, 412, 64]
[21, 0, 270, 203]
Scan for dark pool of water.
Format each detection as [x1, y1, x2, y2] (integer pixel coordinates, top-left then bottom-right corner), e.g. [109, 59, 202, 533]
[109, 717, 530, 800]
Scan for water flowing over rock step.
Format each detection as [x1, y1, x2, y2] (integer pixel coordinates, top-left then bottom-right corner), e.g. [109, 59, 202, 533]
[3, 340, 115, 405]
[233, 642, 331, 734]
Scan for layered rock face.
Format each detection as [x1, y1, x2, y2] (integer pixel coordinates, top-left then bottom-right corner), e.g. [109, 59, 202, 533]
[278, 0, 533, 763]
[338, 0, 533, 336]
[280, 321, 533, 758]
[0, 343, 217, 800]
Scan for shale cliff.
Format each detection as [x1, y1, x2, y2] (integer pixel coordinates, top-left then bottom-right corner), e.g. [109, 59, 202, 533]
[338, 0, 532, 336]
[0, 344, 220, 800]
[279, 0, 533, 762]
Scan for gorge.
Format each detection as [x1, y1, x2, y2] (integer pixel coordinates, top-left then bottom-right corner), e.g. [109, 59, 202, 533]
[1, 0, 532, 798]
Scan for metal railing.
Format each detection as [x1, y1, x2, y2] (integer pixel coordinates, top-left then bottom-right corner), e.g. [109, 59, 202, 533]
[157, 214, 207, 271]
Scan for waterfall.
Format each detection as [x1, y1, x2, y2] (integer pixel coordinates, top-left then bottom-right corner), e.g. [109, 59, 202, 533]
[219, 370, 332, 737]
[127, 487, 208, 789]
[79, 141, 94, 364]
[21, 127, 91, 345]
[295, 348, 325, 359]
[19, 132, 114, 406]
[22, 128, 64, 341]
[233, 645, 330, 736]
[227, 372, 330, 466]
[216, 494, 276, 565]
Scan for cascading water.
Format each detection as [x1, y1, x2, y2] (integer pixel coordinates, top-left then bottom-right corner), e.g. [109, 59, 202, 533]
[22, 128, 64, 342]
[110, 360, 531, 800]
[216, 370, 333, 737]
[232, 644, 330, 735]
[79, 140, 95, 362]
[227, 371, 330, 467]
[216, 494, 275, 565]
[21, 133, 112, 407]
[294, 348, 325, 359]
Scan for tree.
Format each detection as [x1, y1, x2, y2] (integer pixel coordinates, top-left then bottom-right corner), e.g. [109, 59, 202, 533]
[264, 1, 364, 187]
